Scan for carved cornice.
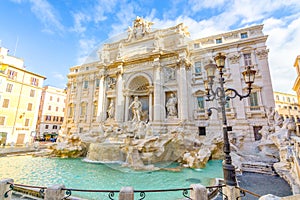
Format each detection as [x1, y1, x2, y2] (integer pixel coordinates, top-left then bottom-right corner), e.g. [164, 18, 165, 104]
[228, 54, 241, 64]
[256, 49, 269, 60]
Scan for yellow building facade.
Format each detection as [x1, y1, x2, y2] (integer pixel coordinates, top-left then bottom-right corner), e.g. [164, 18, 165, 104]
[0, 47, 46, 145]
[274, 91, 300, 134]
[293, 55, 300, 103]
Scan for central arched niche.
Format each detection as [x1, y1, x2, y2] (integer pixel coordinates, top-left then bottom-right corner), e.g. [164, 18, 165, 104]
[127, 75, 150, 121]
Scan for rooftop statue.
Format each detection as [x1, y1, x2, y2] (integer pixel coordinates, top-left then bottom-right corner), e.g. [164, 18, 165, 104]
[127, 16, 154, 41]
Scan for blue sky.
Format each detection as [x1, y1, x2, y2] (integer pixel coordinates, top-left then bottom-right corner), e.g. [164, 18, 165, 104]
[0, 0, 300, 93]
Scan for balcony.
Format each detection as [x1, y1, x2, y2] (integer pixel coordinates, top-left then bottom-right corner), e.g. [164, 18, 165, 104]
[194, 109, 208, 120]
[246, 106, 265, 118]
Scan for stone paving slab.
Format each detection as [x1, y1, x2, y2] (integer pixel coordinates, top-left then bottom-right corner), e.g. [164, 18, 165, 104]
[236, 172, 292, 200]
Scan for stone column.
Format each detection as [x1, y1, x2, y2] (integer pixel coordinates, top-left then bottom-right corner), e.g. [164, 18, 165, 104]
[119, 186, 134, 200]
[177, 58, 190, 121]
[124, 92, 130, 122]
[256, 49, 275, 108]
[116, 70, 125, 122]
[148, 86, 154, 121]
[227, 53, 246, 120]
[97, 74, 106, 121]
[153, 58, 163, 121]
[0, 179, 14, 200]
[190, 184, 208, 200]
[44, 184, 65, 200]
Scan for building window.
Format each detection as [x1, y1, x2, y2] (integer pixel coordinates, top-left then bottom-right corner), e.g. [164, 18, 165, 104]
[7, 70, 17, 80]
[198, 127, 206, 136]
[216, 38, 222, 44]
[60, 117, 64, 122]
[57, 98, 60, 102]
[96, 79, 100, 88]
[83, 81, 89, 89]
[287, 97, 291, 102]
[25, 119, 30, 126]
[48, 105, 51, 111]
[93, 101, 98, 117]
[56, 107, 59, 112]
[225, 101, 230, 109]
[50, 96, 53, 101]
[68, 104, 74, 117]
[194, 61, 202, 75]
[2, 99, 9, 108]
[79, 128, 83, 133]
[194, 43, 200, 48]
[27, 103, 33, 111]
[86, 67, 89, 70]
[0, 116, 5, 125]
[30, 77, 39, 86]
[250, 92, 259, 107]
[197, 96, 205, 109]
[6, 83, 13, 92]
[241, 32, 248, 39]
[72, 83, 77, 90]
[243, 53, 252, 66]
[45, 115, 51, 121]
[45, 125, 49, 129]
[80, 102, 87, 116]
[55, 116, 59, 121]
[53, 125, 58, 129]
[30, 89, 35, 97]
[276, 95, 279, 100]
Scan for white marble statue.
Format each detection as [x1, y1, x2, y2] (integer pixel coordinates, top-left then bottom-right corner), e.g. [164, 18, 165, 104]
[266, 107, 275, 126]
[166, 94, 178, 117]
[128, 96, 143, 122]
[107, 100, 115, 119]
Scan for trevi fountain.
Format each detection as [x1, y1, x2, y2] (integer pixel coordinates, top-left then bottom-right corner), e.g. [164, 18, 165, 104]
[32, 17, 300, 198]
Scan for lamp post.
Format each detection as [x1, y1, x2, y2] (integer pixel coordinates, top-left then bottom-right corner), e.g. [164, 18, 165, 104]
[204, 53, 256, 186]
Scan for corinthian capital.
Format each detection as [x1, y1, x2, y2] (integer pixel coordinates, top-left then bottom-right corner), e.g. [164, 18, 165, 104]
[176, 57, 191, 70]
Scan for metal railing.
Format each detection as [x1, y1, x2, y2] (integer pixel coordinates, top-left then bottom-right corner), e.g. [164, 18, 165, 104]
[236, 186, 261, 199]
[4, 182, 228, 200]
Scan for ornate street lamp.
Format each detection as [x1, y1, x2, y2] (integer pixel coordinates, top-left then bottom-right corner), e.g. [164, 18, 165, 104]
[204, 53, 256, 186]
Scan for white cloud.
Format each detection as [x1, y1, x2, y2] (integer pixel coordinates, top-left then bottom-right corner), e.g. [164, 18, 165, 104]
[52, 72, 65, 80]
[78, 38, 99, 65]
[29, 0, 64, 34]
[71, 12, 91, 34]
[188, 0, 226, 11]
[264, 14, 300, 93]
[94, 0, 118, 23]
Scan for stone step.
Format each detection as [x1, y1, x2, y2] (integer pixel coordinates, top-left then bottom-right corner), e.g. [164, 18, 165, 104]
[241, 162, 277, 175]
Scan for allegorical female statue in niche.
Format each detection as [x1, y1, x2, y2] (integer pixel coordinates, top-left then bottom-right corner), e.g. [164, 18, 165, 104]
[107, 100, 115, 119]
[166, 93, 178, 117]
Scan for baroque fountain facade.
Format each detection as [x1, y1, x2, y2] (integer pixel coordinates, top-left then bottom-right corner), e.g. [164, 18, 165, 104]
[52, 17, 278, 171]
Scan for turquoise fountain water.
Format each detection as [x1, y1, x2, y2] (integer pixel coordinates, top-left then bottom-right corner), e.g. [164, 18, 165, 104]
[0, 155, 223, 200]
